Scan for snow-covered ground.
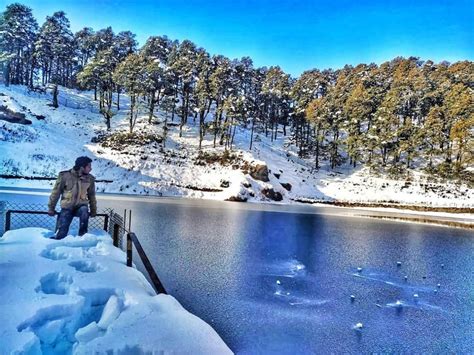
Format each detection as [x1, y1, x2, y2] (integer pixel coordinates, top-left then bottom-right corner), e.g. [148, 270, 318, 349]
[0, 85, 472, 209]
[0, 227, 232, 354]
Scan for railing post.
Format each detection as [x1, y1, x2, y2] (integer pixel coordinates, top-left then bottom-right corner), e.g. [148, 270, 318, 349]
[54, 212, 59, 233]
[126, 232, 132, 267]
[113, 223, 120, 247]
[0, 201, 6, 234]
[5, 210, 11, 231]
[129, 232, 167, 294]
[103, 214, 109, 231]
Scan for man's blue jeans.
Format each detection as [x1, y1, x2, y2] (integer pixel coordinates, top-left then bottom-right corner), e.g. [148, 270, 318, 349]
[55, 205, 89, 240]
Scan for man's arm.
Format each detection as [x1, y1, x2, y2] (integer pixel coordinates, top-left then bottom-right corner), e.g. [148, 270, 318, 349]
[48, 173, 63, 214]
[88, 179, 97, 217]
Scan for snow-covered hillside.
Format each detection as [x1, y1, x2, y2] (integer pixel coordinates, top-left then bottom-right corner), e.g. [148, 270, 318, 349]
[0, 85, 472, 209]
[0, 228, 232, 354]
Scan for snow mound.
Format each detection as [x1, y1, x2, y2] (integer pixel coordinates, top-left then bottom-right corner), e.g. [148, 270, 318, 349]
[0, 227, 232, 354]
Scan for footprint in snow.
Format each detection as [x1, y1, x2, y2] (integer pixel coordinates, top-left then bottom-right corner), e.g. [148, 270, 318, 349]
[35, 272, 73, 295]
[69, 260, 105, 273]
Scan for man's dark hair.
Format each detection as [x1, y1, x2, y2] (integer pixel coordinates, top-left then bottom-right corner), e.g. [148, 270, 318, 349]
[74, 156, 93, 170]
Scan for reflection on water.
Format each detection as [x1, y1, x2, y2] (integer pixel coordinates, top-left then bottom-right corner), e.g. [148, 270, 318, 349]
[1, 190, 474, 353]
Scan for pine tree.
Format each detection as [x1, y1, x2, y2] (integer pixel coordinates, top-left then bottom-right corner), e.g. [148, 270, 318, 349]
[450, 116, 473, 173]
[443, 83, 473, 171]
[344, 82, 373, 167]
[141, 36, 173, 123]
[35, 11, 75, 87]
[306, 98, 328, 169]
[114, 31, 137, 59]
[93, 27, 115, 52]
[261, 66, 291, 142]
[421, 106, 444, 168]
[78, 48, 120, 129]
[209, 55, 233, 147]
[0, 3, 38, 86]
[291, 69, 328, 157]
[371, 87, 399, 167]
[228, 57, 257, 149]
[169, 40, 198, 137]
[113, 53, 147, 134]
[194, 49, 213, 150]
[74, 27, 95, 69]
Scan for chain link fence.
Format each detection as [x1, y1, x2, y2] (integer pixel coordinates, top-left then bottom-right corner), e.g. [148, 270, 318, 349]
[0, 201, 166, 293]
[0, 201, 125, 249]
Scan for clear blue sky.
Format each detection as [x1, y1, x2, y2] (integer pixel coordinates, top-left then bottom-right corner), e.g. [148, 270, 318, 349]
[7, 0, 474, 76]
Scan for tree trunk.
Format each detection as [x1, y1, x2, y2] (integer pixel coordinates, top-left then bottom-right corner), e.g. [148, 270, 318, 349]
[213, 104, 220, 148]
[117, 87, 120, 110]
[171, 83, 178, 122]
[52, 85, 58, 108]
[5, 61, 11, 87]
[129, 95, 135, 134]
[148, 90, 156, 124]
[220, 115, 229, 145]
[15, 49, 21, 84]
[29, 59, 34, 88]
[314, 125, 320, 170]
[230, 124, 237, 150]
[199, 111, 205, 150]
[163, 117, 168, 148]
[179, 90, 189, 137]
[249, 117, 255, 150]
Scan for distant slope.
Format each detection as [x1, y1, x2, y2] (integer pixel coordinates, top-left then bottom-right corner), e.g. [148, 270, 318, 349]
[0, 85, 472, 209]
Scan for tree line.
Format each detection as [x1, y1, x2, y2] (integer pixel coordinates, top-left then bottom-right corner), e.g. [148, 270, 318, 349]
[0, 3, 472, 178]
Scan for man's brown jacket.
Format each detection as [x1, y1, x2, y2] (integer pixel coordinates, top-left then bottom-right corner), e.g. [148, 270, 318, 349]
[48, 167, 97, 214]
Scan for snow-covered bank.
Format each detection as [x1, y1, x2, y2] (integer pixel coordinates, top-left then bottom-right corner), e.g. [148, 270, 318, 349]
[0, 85, 472, 208]
[0, 228, 232, 354]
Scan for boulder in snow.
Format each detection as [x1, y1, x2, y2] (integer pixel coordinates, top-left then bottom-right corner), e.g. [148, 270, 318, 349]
[250, 163, 269, 182]
[226, 195, 248, 202]
[262, 188, 283, 201]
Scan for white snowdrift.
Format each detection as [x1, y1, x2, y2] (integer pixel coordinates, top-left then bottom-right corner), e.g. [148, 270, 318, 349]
[0, 228, 232, 354]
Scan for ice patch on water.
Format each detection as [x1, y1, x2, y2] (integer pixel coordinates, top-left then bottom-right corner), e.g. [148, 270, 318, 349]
[387, 300, 405, 308]
[386, 298, 448, 313]
[273, 284, 328, 307]
[351, 271, 432, 292]
[263, 259, 307, 278]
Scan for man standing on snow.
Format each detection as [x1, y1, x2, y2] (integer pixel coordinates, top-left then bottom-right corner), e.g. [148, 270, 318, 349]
[48, 156, 97, 239]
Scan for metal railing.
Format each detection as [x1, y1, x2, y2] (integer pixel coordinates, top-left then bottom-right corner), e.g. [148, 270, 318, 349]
[0, 202, 112, 236]
[123, 209, 167, 295]
[5, 209, 109, 233]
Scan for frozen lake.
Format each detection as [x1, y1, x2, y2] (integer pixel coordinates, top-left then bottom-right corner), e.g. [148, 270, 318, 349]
[1, 188, 473, 353]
